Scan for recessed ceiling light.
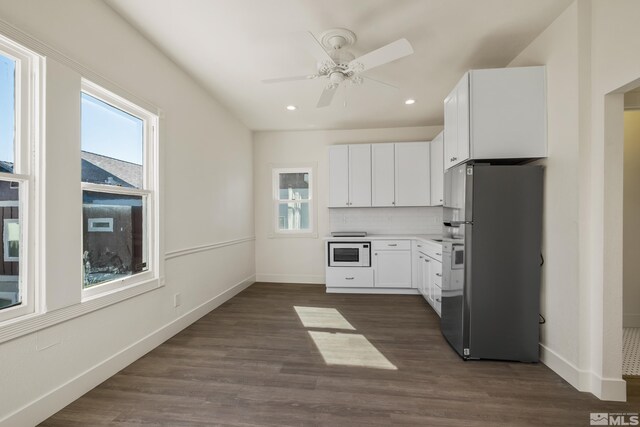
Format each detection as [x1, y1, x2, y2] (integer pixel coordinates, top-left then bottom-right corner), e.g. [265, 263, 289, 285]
[286, 105, 297, 111]
[405, 99, 416, 105]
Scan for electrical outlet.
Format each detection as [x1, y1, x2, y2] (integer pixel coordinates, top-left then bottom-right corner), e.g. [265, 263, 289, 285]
[173, 293, 181, 308]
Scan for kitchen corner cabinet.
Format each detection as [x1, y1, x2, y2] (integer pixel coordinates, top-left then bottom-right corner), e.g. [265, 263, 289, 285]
[371, 142, 430, 207]
[444, 66, 547, 170]
[430, 132, 444, 205]
[328, 144, 371, 207]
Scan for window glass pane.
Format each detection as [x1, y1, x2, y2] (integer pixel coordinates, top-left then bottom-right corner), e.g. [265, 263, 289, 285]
[277, 201, 310, 231]
[0, 180, 20, 310]
[278, 172, 309, 200]
[81, 93, 143, 189]
[0, 54, 15, 170]
[83, 190, 147, 288]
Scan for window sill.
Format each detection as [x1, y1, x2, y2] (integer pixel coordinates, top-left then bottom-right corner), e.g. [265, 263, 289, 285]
[0, 276, 164, 345]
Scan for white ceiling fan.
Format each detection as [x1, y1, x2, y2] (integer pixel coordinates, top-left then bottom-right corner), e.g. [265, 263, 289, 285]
[262, 28, 414, 108]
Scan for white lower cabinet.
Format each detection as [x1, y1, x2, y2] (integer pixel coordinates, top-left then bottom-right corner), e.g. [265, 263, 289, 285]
[413, 240, 443, 317]
[372, 240, 412, 288]
[429, 258, 442, 316]
[325, 239, 441, 299]
[325, 267, 373, 288]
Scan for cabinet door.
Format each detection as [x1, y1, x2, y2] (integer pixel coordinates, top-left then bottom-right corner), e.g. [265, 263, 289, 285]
[429, 259, 442, 315]
[430, 132, 444, 205]
[394, 142, 430, 207]
[371, 143, 395, 207]
[348, 144, 372, 207]
[456, 73, 470, 165]
[373, 250, 412, 288]
[443, 88, 458, 170]
[422, 257, 432, 302]
[329, 145, 349, 207]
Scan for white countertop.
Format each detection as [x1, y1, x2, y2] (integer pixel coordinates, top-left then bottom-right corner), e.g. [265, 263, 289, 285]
[324, 233, 443, 245]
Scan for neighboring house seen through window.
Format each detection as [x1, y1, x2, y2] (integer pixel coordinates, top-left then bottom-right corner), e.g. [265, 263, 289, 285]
[272, 167, 313, 234]
[0, 34, 39, 321]
[81, 81, 157, 297]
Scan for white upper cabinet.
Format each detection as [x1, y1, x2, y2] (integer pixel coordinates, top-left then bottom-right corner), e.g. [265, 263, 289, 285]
[331, 141, 435, 208]
[329, 145, 349, 207]
[429, 132, 444, 206]
[395, 142, 430, 207]
[371, 143, 396, 207]
[443, 66, 547, 170]
[348, 144, 372, 207]
[328, 144, 371, 208]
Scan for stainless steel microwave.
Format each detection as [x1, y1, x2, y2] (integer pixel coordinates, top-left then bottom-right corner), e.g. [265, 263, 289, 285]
[327, 242, 371, 267]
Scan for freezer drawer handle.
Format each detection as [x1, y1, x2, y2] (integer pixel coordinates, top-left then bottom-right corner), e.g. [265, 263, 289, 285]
[345, 277, 355, 280]
[388, 244, 398, 247]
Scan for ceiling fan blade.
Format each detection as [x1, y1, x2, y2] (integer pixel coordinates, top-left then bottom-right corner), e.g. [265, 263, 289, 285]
[262, 74, 317, 84]
[349, 38, 413, 73]
[317, 85, 337, 108]
[362, 75, 399, 90]
[303, 31, 336, 66]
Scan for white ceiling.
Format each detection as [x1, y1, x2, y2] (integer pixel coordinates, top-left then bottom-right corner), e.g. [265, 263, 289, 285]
[105, 0, 572, 131]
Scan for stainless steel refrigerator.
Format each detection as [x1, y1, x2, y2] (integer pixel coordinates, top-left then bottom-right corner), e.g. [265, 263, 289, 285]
[441, 163, 543, 362]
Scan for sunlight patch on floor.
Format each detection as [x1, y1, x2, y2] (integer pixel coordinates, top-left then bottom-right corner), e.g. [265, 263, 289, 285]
[294, 306, 355, 330]
[308, 330, 397, 370]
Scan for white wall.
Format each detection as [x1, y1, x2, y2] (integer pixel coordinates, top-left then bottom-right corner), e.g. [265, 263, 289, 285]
[253, 126, 442, 284]
[0, 0, 254, 425]
[508, 0, 640, 401]
[508, 0, 583, 387]
[623, 110, 640, 327]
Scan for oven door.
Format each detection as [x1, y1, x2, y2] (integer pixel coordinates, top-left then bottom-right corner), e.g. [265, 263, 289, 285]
[328, 242, 370, 267]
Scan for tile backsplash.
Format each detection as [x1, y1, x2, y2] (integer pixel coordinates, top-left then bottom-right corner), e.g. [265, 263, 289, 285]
[329, 207, 443, 235]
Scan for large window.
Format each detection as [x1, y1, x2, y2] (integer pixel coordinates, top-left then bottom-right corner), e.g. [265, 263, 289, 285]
[272, 167, 314, 235]
[0, 34, 39, 321]
[81, 81, 157, 297]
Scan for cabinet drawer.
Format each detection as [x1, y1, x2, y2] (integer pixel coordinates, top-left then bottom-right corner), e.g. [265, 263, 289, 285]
[326, 267, 373, 288]
[373, 240, 411, 251]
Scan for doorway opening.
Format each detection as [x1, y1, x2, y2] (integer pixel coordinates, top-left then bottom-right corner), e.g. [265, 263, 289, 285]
[623, 87, 640, 379]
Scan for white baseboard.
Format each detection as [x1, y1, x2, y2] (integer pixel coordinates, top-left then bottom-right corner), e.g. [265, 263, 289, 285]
[624, 314, 640, 328]
[1, 275, 256, 427]
[327, 287, 420, 295]
[539, 343, 627, 402]
[256, 273, 324, 284]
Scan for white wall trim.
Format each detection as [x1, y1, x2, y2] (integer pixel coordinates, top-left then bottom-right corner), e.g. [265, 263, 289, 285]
[539, 343, 626, 402]
[165, 236, 255, 260]
[0, 274, 255, 427]
[624, 314, 640, 328]
[256, 273, 324, 284]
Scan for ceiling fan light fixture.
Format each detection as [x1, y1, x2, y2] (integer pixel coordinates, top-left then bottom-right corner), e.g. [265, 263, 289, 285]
[286, 105, 297, 111]
[405, 99, 416, 105]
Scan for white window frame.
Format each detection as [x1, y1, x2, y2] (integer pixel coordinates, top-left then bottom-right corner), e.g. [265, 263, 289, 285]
[80, 80, 159, 300]
[271, 166, 316, 237]
[3, 218, 19, 261]
[0, 33, 41, 324]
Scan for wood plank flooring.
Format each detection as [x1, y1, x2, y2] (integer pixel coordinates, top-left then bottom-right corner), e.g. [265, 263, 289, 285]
[41, 283, 640, 426]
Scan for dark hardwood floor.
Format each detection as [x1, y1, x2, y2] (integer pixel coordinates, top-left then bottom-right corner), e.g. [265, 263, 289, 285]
[41, 283, 639, 426]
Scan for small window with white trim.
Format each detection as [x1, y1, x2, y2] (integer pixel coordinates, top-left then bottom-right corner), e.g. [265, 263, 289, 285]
[0, 33, 40, 321]
[81, 80, 158, 296]
[272, 167, 314, 235]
